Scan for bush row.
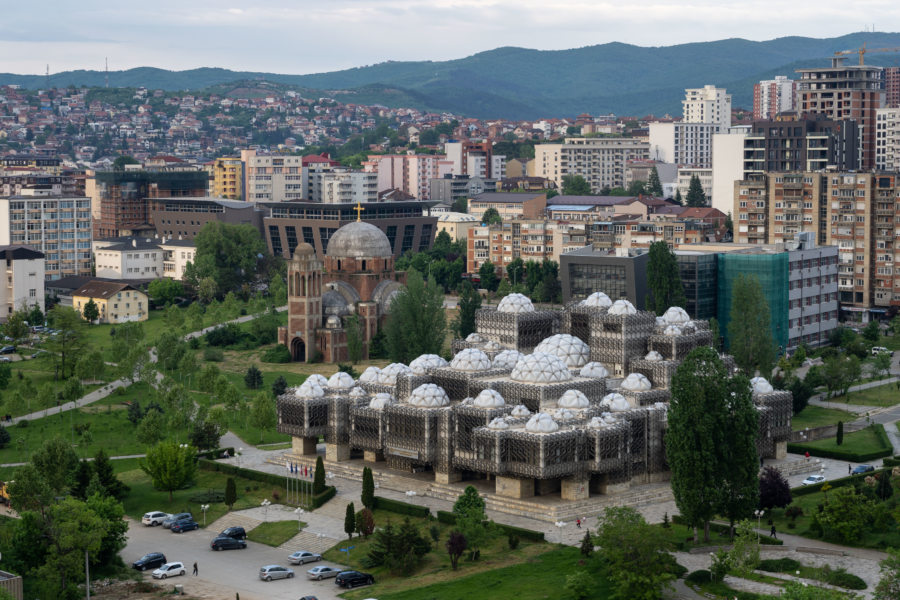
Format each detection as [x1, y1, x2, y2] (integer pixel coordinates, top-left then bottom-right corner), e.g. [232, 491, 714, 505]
[792, 466, 892, 496]
[883, 456, 900, 467]
[197, 459, 335, 509]
[671, 514, 782, 545]
[786, 424, 893, 462]
[196, 447, 235, 461]
[435, 510, 545, 541]
[373, 496, 431, 518]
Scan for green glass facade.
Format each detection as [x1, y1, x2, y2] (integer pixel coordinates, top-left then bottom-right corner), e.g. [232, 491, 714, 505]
[717, 252, 789, 353]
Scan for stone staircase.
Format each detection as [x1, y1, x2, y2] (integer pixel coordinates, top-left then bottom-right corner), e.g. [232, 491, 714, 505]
[278, 529, 339, 554]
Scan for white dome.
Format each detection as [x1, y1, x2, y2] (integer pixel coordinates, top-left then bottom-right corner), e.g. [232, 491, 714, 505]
[465, 332, 484, 343]
[558, 389, 590, 409]
[408, 383, 450, 407]
[378, 363, 412, 385]
[487, 417, 510, 430]
[327, 372, 356, 389]
[450, 348, 492, 371]
[305, 374, 328, 387]
[656, 316, 666, 327]
[510, 405, 531, 417]
[644, 350, 664, 361]
[589, 413, 621, 429]
[663, 325, 682, 337]
[608, 299, 637, 315]
[579, 362, 609, 378]
[580, 291, 612, 308]
[296, 379, 325, 399]
[484, 340, 501, 351]
[492, 349, 524, 370]
[534, 334, 590, 368]
[552, 408, 577, 421]
[409, 354, 448, 375]
[368, 393, 394, 409]
[525, 412, 559, 433]
[473, 389, 505, 408]
[662, 306, 691, 325]
[510, 353, 574, 384]
[349, 387, 367, 398]
[600, 393, 632, 412]
[358, 366, 382, 383]
[620, 373, 652, 392]
[750, 377, 774, 395]
[497, 293, 535, 314]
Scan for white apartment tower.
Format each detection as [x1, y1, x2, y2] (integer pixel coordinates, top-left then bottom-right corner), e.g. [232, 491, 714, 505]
[241, 149, 304, 202]
[682, 85, 732, 130]
[533, 137, 650, 194]
[753, 76, 798, 120]
[875, 107, 900, 172]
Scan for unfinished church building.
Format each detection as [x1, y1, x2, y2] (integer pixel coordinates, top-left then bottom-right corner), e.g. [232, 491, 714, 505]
[277, 293, 793, 501]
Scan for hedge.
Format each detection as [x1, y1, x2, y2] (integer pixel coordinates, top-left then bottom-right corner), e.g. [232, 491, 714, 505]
[197, 459, 335, 509]
[792, 467, 892, 496]
[196, 447, 235, 461]
[671, 514, 782, 545]
[436, 510, 544, 541]
[373, 496, 431, 518]
[883, 456, 900, 467]
[787, 424, 893, 463]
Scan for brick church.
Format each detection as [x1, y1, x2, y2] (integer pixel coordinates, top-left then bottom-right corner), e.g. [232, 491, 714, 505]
[277, 220, 406, 362]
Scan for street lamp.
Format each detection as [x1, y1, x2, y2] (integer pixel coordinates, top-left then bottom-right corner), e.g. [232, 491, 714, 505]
[238, 447, 244, 468]
[754, 509, 765, 543]
[261, 498, 271, 521]
[294, 506, 305, 531]
[201, 504, 209, 527]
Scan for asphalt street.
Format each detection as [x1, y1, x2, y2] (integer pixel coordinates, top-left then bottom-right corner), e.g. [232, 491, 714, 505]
[123, 520, 357, 600]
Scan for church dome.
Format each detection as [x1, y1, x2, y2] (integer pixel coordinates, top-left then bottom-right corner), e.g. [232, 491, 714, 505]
[326, 222, 393, 258]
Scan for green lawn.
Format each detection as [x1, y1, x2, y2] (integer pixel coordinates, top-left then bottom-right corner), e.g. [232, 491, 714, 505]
[792, 405, 855, 431]
[797, 426, 891, 457]
[829, 383, 900, 407]
[0, 354, 105, 418]
[247, 520, 305, 546]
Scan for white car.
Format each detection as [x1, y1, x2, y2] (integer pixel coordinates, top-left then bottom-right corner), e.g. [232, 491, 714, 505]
[307, 565, 340, 580]
[152, 562, 186, 579]
[288, 550, 322, 565]
[801, 475, 826, 486]
[142, 511, 170, 527]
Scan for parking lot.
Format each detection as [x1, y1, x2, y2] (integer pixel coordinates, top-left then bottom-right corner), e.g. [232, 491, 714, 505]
[123, 519, 354, 600]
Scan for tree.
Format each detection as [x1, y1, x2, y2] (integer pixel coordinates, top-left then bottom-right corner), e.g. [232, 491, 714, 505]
[31, 437, 79, 496]
[198, 363, 221, 393]
[46, 305, 87, 379]
[3, 308, 29, 340]
[27, 303, 44, 329]
[648, 166, 663, 196]
[140, 441, 198, 502]
[189, 420, 222, 450]
[506, 257, 525, 287]
[344, 501, 356, 539]
[720, 383, 760, 534]
[837, 420, 844, 445]
[184, 222, 267, 294]
[646, 241, 687, 315]
[446, 530, 467, 570]
[593, 506, 676, 600]
[758, 466, 792, 510]
[81, 298, 100, 324]
[874, 547, 900, 600]
[71, 460, 92, 501]
[863, 320, 880, 342]
[92, 448, 129, 500]
[197, 276, 218, 304]
[580, 530, 593, 557]
[455, 500, 491, 562]
[814, 486, 874, 543]
[562, 174, 591, 195]
[728, 273, 776, 377]
[786, 376, 813, 415]
[565, 571, 595, 600]
[384, 270, 447, 363]
[136, 408, 165, 446]
[244, 365, 263, 389]
[481, 207, 502, 225]
[451, 196, 468, 213]
[725, 211, 734, 233]
[62, 377, 83, 404]
[39, 496, 108, 598]
[876, 471, 894, 501]
[250, 392, 277, 443]
[271, 375, 288, 398]
[112, 155, 139, 170]
[823, 355, 862, 399]
[725, 520, 760, 577]
[344, 314, 364, 364]
[313, 455, 326, 494]
[361, 466, 375, 510]
[225, 477, 237, 510]
[148, 278, 184, 306]
[874, 351, 892, 379]
[685, 174, 707, 207]
[453, 485, 486, 516]
[355, 508, 375, 538]
[453, 280, 481, 339]
[627, 180, 647, 196]
[75, 351, 105, 383]
[478, 261, 499, 292]
[0, 424, 9, 449]
[0, 362, 10, 390]
[155, 330, 188, 372]
[164, 304, 185, 331]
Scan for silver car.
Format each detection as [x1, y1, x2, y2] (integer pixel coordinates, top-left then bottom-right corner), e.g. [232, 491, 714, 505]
[259, 565, 294, 581]
[142, 511, 170, 527]
[307, 565, 340, 580]
[288, 550, 322, 565]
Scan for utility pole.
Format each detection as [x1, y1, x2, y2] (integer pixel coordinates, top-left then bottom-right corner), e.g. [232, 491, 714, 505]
[85, 549, 90, 600]
[105, 58, 109, 89]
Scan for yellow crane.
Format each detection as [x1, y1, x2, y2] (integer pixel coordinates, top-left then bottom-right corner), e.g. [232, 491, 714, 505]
[834, 42, 900, 66]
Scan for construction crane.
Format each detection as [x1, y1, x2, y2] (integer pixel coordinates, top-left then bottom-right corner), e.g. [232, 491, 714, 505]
[834, 42, 900, 66]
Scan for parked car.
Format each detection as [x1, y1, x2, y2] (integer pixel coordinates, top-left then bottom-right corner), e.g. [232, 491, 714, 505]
[0, 346, 15, 354]
[30, 350, 48, 359]
[162, 512, 192, 529]
[307, 566, 340, 580]
[801, 475, 826, 486]
[132, 552, 166, 571]
[299, 596, 319, 600]
[210, 535, 247, 551]
[0, 357, 11, 363]
[258, 565, 294, 581]
[152, 562, 186, 579]
[220, 526, 247, 540]
[872, 346, 890, 356]
[288, 550, 322, 565]
[142, 511, 170, 527]
[335, 570, 374, 588]
[852, 465, 876, 475]
[170, 519, 200, 533]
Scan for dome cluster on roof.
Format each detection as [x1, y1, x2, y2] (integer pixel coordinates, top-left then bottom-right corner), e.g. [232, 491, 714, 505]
[378, 363, 412, 385]
[296, 377, 326, 399]
[510, 353, 573, 384]
[557, 389, 590, 409]
[368, 393, 394, 410]
[497, 293, 535, 314]
[608, 299, 637, 315]
[600, 393, 631, 412]
[327, 372, 355, 389]
[589, 414, 621, 429]
[579, 362, 609, 378]
[465, 332, 484, 343]
[409, 354, 448, 375]
[552, 408, 577, 421]
[644, 350, 664, 361]
[580, 291, 612, 308]
[750, 377, 775, 395]
[408, 383, 450, 407]
[358, 366, 381, 383]
[510, 405, 531, 417]
[663, 325, 683, 337]
[326, 221, 393, 258]
[662, 306, 690, 325]
[349, 387, 367, 398]
[620, 373, 652, 392]
[525, 412, 559, 433]
[484, 340, 501, 351]
[473, 389, 505, 408]
[492, 349, 524, 370]
[534, 334, 590, 368]
[450, 348, 492, 371]
[487, 417, 510, 430]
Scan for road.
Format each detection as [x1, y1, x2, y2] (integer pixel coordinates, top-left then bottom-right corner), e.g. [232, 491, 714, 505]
[123, 519, 355, 600]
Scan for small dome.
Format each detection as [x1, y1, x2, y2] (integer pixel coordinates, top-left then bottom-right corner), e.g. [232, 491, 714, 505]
[510, 405, 531, 417]
[492, 349, 524, 370]
[408, 383, 450, 407]
[450, 348, 492, 371]
[662, 306, 690, 325]
[663, 325, 682, 337]
[553, 408, 577, 421]
[296, 378, 325, 399]
[645, 350, 664, 361]
[525, 412, 559, 433]
[358, 366, 381, 383]
[580, 291, 612, 308]
[487, 417, 510, 430]
[580, 362, 609, 378]
[327, 371, 355, 389]
[409, 354, 448, 375]
[511, 352, 573, 384]
[378, 363, 411, 385]
[484, 340, 501, 351]
[608, 299, 637, 316]
[292, 243, 315, 259]
[600, 393, 631, 412]
[558, 389, 590, 409]
[368, 393, 394, 409]
[750, 377, 774, 395]
[326, 315, 342, 329]
[326, 221, 393, 258]
[589, 414, 621, 429]
[466, 332, 484, 343]
[497, 293, 534, 314]
[305, 374, 328, 387]
[620, 373, 652, 392]
[473, 389, 505, 408]
[534, 334, 590, 368]
[349, 387, 367, 398]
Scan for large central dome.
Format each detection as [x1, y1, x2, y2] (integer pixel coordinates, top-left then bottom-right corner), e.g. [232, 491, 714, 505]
[326, 222, 393, 258]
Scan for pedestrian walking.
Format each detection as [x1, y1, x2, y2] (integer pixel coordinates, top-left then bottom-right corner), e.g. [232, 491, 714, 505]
[193, 562, 198, 576]
[849, 463, 852, 474]
[576, 518, 581, 528]
[770, 525, 776, 539]
[805, 451, 810, 462]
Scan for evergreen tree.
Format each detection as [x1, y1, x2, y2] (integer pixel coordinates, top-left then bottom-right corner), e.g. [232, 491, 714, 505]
[271, 375, 288, 399]
[384, 270, 447, 363]
[344, 314, 364, 364]
[685, 174, 707, 207]
[313, 456, 326, 495]
[719, 372, 759, 535]
[453, 281, 481, 339]
[877, 471, 894, 501]
[562, 174, 592, 195]
[580, 531, 593, 557]
[71, 459, 93, 500]
[673, 189, 683, 205]
[361, 466, 375, 510]
[93, 448, 129, 500]
[478, 261, 499, 292]
[647, 241, 687, 315]
[709, 317, 721, 352]
[82, 298, 100, 324]
[728, 273, 776, 376]
[837, 420, 844, 446]
[344, 501, 356, 539]
[0, 424, 8, 449]
[481, 207, 502, 225]
[648, 166, 664, 196]
[244, 365, 263, 389]
[225, 477, 237, 510]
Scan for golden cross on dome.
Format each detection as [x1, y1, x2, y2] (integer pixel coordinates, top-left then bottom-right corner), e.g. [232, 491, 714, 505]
[354, 202, 365, 222]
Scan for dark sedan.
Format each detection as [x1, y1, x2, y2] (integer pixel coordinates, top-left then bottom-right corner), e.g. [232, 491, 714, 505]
[335, 570, 374, 588]
[132, 552, 166, 571]
[210, 535, 247, 551]
[170, 519, 200, 533]
[852, 464, 876, 475]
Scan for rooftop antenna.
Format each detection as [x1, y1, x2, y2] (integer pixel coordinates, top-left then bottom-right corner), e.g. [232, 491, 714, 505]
[105, 57, 109, 88]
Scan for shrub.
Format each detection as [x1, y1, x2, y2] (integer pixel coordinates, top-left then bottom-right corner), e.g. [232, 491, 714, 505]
[188, 490, 225, 503]
[203, 347, 224, 362]
[429, 525, 440, 542]
[758, 557, 800, 572]
[188, 337, 200, 350]
[16, 419, 27, 428]
[261, 344, 291, 363]
[686, 570, 712, 584]
[0, 425, 9, 449]
[205, 323, 243, 347]
[822, 565, 867, 590]
[507, 534, 520, 550]
[374, 496, 431, 518]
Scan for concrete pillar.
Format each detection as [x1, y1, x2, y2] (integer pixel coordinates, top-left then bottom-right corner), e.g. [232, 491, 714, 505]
[774, 441, 787, 460]
[434, 470, 462, 484]
[536, 478, 560, 496]
[326, 443, 351, 462]
[561, 477, 589, 501]
[363, 450, 384, 463]
[292, 436, 317, 456]
[495, 476, 534, 499]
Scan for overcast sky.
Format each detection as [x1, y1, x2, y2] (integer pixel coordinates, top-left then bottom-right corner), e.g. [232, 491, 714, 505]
[1, 0, 894, 75]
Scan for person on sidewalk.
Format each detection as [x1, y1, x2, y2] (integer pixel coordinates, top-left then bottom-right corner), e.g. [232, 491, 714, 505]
[576, 518, 581, 529]
[805, 451, 810, 462]
[193, 562, 198, 576]
[770, 525, 777, 539]
[849, 463, 852, 475]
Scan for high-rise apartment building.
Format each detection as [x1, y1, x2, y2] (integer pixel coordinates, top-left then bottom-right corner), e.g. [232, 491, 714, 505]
[796, 58, 884, 170]
[885, 67, 900, 108]
[241, 150, 304, 202]
[302, 166, 378, 204]
[753, 76, 798, 120]
[533, 137, 649, 193]
[742, 117, 858, 176]
[875, 107, 900, 171]
[211, 157, 243, 200]
[444, 141, 506, 179]
[362, 153, 453, 200]
[682, 85, 732, 129]
[648, 122, 718, 167]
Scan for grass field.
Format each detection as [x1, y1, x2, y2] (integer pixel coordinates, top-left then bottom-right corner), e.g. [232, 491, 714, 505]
[0, 354, 106, 418]
[798, 425, 891, 457]
[247, 520, 305, 546]
[791, 405, 855, 431]
[829, 382, 900, 407]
